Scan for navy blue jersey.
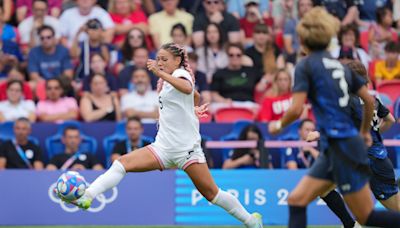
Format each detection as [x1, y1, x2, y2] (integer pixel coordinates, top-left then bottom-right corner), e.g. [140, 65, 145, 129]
[293, 51, 367, 145]
[350, 95, 390, 159]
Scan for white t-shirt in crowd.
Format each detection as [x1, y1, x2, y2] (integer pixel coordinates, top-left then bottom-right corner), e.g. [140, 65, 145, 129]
[153, 68, 201, 152]
[0, 100, 35, 121]
[59, 6, 115, 46]
[18, 16, 61, 45]
[121, 90, 159, 123]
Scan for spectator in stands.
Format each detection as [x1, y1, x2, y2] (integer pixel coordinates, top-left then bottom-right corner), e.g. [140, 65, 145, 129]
[331, 24, 370, 69]
[283, 0, 313, 64]
[121, 68, 158, 122]
[271, 0, 298, 32]
[82, 53, 118, 95]
[46, 126, 103, 170]
[0, 4, 17, 42]
[228, 0, 269, 19]
[257, 69, 293, 121]
[70, 19, 111, 79]
[171, 23, 193, 53]
[192, 0, 240, 48]
[0, 118, 44, 170]
[28, 25, 73, 83]
[16, 0, 61, 23]
[222, 124, 272, 169]
[108, 0, 148, 48]
[118, 47, 157, 95]
[1, 0, 12, 22]
[188, 52, 211, 104]
[239, 0, 273, 47]
[0, 67, 33, 101]
[395, 0, 400, 32]
[369, 7, 398, 60]
[284, 119, 319, 169]
[375, 41, 400, 83]
[18, 0, 61, 55]
[80, 74, 121, 122]
[210, 43, 260, 111]
[59, 0, 114, 46]
[36, 78, 79, 123]
[148, 0, 193, 48]
[0, 80, 36, 122]
[246, 23, 284, 83]
[314, 0, 358, 26]
[356, 0, 392, 31]
[0, 40, 24, 79]
[110, 116, 152, 162]
[196, 23, 228, 82]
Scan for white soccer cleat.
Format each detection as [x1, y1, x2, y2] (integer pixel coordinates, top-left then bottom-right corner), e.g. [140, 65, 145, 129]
[246, 212, 263, 228]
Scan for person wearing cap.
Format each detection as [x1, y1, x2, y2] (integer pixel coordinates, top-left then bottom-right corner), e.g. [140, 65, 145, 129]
[239, 0, 274, 47]
[70, 19, 112, 79]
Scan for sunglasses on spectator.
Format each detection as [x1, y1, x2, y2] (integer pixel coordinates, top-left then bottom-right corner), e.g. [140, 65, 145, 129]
[228, 53, 242, 58]
[40, 35, 53, 40]
[206, 0, 220, 5]
[46, 86, 61, 90]
[129, 35, 143, 39]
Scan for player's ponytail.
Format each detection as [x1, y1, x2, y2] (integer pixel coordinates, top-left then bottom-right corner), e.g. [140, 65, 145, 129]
[161, 43, 196, 83]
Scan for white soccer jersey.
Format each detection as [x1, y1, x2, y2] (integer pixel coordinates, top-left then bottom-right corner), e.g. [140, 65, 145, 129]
[153, 68, 201, 152]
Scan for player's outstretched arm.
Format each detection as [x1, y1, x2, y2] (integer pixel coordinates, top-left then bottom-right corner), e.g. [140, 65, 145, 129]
[269, 92, 307, 134]
[147, 59, 193, 95]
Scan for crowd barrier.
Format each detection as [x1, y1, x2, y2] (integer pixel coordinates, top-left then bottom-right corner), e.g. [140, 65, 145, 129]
[0, 170, 392, 226]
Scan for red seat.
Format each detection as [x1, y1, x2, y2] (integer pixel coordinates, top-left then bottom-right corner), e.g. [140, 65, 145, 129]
[214, 107, 255, 123]
[376, 80, 400, 102]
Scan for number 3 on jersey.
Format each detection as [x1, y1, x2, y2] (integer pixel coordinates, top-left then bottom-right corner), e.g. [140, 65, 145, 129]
[159, 96, 163, 110]
[322, 58, 349, 107]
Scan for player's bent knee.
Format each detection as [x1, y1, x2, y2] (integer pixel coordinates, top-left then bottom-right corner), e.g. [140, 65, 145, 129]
[117, 155, 132, 170]
[202, 187, 219, 202]
[288, 192, 307, 206]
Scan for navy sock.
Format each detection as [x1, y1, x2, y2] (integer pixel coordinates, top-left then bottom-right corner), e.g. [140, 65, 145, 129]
[321, 190, 355, 228]
[366, 210, 400, 227]
[289, 206, 306, 228]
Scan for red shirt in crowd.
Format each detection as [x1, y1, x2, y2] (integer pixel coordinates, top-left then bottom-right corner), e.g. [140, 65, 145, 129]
[257, 93, 292, 121]
[239, 18, 273, 38]
[110, 7, 148, 46]
[0, 81, 33, 101]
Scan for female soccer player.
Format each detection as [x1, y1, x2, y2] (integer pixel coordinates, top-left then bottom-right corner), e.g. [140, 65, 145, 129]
[58, 43, 262, 228]
[268, 7, 400, 228]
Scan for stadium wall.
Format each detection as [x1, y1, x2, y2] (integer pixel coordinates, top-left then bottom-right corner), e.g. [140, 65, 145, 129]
[0, 170, 391, 226]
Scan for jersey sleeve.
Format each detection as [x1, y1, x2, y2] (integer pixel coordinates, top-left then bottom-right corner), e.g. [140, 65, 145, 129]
[172, 68, 193, 85]
[376, 98, 390, 118]
[292, 60, 310, 93]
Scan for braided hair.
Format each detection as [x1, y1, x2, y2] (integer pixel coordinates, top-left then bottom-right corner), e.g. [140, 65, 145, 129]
[160, 42, 195, 83]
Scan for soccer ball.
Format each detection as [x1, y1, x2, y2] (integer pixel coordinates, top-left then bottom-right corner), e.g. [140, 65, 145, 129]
[56, 171, 87, 201]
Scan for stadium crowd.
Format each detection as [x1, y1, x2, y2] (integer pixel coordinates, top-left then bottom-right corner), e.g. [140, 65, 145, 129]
[0, 0, 399, 170]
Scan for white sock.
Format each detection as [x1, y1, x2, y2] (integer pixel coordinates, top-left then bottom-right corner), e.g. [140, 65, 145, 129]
[85, 160, 126, 199]
[211, 189, 255, 225]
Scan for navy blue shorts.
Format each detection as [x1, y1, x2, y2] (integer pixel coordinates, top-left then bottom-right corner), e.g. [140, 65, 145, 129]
[308, 136, 370, 195]
[369, 156, 398, 200]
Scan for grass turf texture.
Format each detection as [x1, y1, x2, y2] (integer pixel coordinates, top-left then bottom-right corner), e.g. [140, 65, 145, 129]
[0, 226, 340, 228]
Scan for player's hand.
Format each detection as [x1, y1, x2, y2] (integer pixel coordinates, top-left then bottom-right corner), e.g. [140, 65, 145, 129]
[306, 131, 320, 142]
[146, 59, 160, 75]
[195, 103, 209, 119]
[361, 132, 372, 147]
[268, 120, 282, 135]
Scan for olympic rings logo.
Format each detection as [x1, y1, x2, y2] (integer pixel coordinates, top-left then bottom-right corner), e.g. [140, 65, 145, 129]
[48, 183, 118, 213]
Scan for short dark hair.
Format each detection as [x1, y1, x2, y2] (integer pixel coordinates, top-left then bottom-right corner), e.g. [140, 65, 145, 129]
[63, 126, 80, 136]
[37, 25, 55, 36]
[7, 79, 23, 90]
[32, 0, 48, 6]
[171, 23, 187, 37]
[126, 116, 143, 127]
[15, 117, 31, 125]
[338, 23, 359, 47]
[299, 119, 314, 130]
[384, 41, 400, 53]
[226, 42, 244, 54]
